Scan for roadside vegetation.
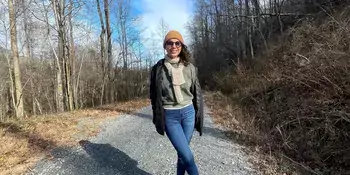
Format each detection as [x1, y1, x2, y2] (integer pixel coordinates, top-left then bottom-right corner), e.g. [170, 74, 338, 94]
[192, 1, 350, 174]
[0, 99, 149, 175]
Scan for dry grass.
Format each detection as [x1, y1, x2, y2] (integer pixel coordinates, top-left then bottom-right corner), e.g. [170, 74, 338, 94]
[204, 91, 297, 175]
[247, 12, 350, 175]
[0, 98, 150, 175]
[208, 7, 350, 175]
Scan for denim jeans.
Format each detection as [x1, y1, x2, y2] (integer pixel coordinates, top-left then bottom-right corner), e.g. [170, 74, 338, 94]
[164, 104, 199, 175]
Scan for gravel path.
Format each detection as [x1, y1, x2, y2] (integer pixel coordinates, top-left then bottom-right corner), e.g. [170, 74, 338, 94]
[27, 106, 258, 175]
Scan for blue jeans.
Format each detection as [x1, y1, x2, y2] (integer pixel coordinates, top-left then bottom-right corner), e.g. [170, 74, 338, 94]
[164, 104, 199, 175]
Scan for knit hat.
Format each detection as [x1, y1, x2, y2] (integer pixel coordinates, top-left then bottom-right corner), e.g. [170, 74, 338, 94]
[163, 30, 185, 48]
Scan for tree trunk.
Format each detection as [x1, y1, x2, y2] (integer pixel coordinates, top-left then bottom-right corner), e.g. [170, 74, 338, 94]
[6, 56, 15, 117]
[55, 57, 64, 112]
[64, 43, 74, 111]
[21, 0, 32, 59]
[8, 0, 24, 118]
[21, 0, 36, 115]
[252, 0, 261, 30]
[104, 0, 112, 103]
[69, 0, 76, 109]
[75, 54, 84, 109]
[274, 0, 283, 34]
[97, 0, 106, 105]
[52, 0, 65, 112]
[245, 0, 254, 59]
[238, 0, 246, 59]
[53, 0, 73, 111]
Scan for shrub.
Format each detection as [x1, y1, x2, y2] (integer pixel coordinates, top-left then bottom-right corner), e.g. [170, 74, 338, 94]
[222, 9, 350, 174]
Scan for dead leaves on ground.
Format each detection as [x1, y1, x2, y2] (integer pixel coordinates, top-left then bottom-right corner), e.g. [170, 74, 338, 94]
[0, 98, 150, 175]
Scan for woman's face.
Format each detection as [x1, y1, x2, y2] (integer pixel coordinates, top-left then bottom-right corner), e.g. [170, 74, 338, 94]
[165, 39, 182, 58]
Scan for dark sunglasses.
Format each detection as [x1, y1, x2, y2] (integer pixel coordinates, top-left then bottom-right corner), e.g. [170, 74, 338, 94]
[166, 41, 182, 47]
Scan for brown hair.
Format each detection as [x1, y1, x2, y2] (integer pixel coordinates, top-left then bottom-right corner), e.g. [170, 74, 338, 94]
[179, 45, 191, 66]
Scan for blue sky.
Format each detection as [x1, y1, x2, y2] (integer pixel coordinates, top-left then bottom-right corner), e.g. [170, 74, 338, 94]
[132, 0, 195, 58]
[133, 0, 195, 36]
[131, 0, 195, 53]
[82, 0, 195, 42]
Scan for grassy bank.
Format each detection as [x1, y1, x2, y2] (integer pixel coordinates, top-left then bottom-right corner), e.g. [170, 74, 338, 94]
[206, 8, 350, 175]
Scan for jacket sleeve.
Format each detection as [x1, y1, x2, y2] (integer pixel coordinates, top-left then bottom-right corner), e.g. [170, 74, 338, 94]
[192, 66, 204, 136]
[149, 64, 165, 135]
[149, 65, 157, 125]
[149, 65, 156, 108]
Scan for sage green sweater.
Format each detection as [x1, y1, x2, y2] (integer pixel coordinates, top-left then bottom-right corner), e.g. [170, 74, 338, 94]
[161, 62, 195, 109]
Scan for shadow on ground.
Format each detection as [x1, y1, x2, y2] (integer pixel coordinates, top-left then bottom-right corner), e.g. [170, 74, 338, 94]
[77, 140, 151, 175]
[43, 140, 151, 175]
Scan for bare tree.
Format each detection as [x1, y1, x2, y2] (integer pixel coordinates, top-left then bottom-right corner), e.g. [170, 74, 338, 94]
[102, 0, 113, 103]
[96, 0, 107, 105]
[51, 0, 78, 111]
[52, 0, 67, 112]
[115, 0, 140, 100]
[157, 17, 169, 55]
[8, 0, 24, 118]
[68, 0, 77, 109]
[116, 0, 128, 70]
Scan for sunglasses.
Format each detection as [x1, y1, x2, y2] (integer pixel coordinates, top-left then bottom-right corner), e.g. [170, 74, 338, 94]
[165, 41, 182, 47]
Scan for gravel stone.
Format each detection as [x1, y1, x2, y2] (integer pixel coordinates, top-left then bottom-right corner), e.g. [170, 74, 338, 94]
[27, 106, 259, 175]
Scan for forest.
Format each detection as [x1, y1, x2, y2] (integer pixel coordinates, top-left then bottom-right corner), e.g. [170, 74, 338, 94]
[189, 0, 349, 174]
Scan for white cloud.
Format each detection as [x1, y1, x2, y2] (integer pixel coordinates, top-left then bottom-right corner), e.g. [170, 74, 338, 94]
[136, 0, 194, 58]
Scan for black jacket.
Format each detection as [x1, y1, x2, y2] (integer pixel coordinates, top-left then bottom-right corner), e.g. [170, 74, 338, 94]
[149, 59, 204, 136]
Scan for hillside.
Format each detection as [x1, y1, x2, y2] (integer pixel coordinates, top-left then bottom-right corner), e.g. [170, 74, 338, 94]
[192, 1, 350, 174]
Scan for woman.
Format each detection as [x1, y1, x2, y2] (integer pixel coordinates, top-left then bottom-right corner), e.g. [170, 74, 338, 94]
[149, 30, 204, 175]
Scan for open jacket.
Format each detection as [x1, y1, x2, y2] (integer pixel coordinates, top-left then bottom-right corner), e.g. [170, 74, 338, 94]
[149, 59, 204, 136]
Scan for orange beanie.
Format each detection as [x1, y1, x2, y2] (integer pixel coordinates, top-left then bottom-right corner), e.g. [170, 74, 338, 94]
[163, 30, 185, 48]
